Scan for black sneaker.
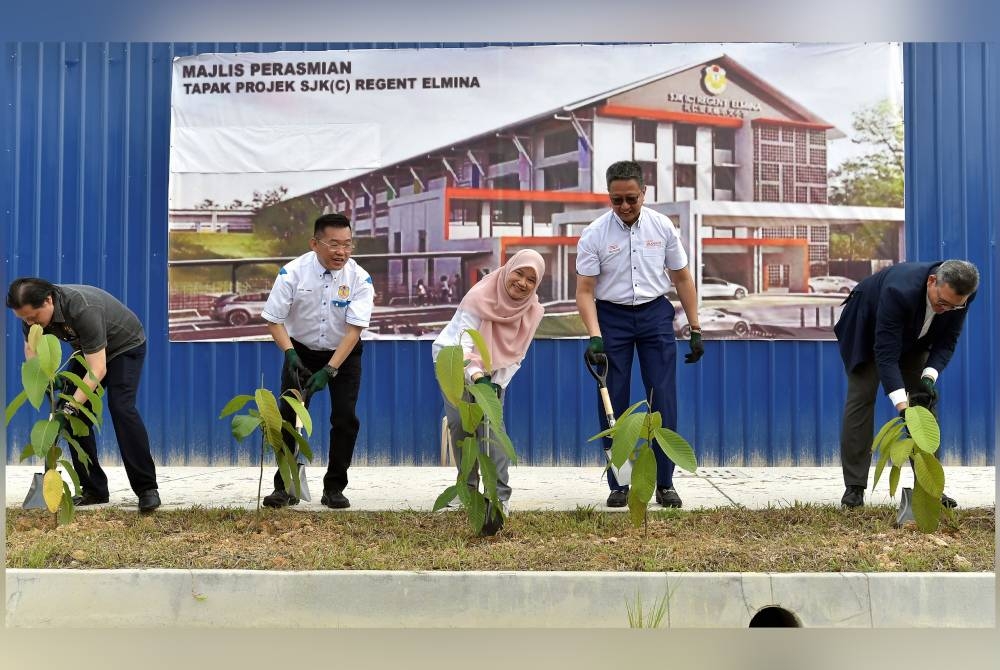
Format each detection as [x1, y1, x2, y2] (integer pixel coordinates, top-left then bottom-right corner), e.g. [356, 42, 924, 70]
[72, 491, 110, 506]
[137, 489, 161, 513]
[941, 493, 958, 509]
[841, 485, 864, 508]
[606, 489, 628, 507]
[262, 489, 299, 508]
[655, 486, 682, 508]
[320, 489, 350, 509]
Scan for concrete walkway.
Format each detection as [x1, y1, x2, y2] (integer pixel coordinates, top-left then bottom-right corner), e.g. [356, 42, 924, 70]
[5, 464, 995, 511]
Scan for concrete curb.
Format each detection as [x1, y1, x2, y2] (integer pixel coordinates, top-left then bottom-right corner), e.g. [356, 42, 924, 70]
[6, 569, 994, 628]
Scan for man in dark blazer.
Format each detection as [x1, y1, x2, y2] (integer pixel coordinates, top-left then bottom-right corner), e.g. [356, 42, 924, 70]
[834, 259, 979, 508]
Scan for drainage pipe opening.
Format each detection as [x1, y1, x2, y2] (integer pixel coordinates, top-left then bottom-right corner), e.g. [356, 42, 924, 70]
[749, 606, 801, 627]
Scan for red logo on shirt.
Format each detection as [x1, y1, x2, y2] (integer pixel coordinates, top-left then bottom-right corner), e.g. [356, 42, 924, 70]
[607, 244, 620, 254]
[645, 240, 663, 248]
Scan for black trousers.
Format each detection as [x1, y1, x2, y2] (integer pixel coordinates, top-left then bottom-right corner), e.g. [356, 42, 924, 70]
[67, 342, 158, 497]
[840, 349, 929, 488]
[274, 338, 363, 494]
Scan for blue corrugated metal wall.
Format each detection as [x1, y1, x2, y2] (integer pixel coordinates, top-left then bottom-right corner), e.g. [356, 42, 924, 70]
[4, 42, 997, 467]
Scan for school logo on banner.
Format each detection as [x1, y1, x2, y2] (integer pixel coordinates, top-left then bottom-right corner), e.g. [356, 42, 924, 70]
[702, 64, 728, 95]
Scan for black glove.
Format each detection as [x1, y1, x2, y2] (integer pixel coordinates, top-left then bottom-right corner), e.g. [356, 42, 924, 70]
[284, 349, 312, 389]
[55, 401, 77, 432]
[474, 374, 502, 397]
[305, 364, 338, 396]
[684, 331, 704, 364]
[919, 376, 938, 404]
[908, 390, 935, 410]
[584, 336, 605, 366]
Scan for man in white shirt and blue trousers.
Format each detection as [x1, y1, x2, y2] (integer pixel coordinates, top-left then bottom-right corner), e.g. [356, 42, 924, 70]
[575, 161, 704, 509]
[260, 213, 375, 509]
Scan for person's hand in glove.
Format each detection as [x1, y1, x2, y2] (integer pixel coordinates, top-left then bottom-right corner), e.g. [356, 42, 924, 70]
[908, 390, 936, 410]
[304, 365, 338, 399]
[475, 374, 502, 398]
[284, 349, 312, 389]
[919, 376, 938, 404]
[54, 400, 78, 433]
[684, 330, 704, 364]
[584, 336, 605, 366]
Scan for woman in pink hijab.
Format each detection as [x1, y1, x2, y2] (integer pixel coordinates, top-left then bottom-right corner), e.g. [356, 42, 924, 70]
[431, 249, 546, 515]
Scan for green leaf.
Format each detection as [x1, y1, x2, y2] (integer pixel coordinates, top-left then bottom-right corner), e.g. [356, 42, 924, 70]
[458, 400, 483, 436]
[231, 414, 263, 441]
[619, 400, 647, 423]
[588, 425, 615, 442]
[871, 417, 904, 454]
[912, 450, 945, 500]
[281, 395, 312, 436]
[5, 390, 28, 426]
[464, 329, 493, 376]
[644, 411, 662, 435]
[609, 413, 644, 470]
[458, 436, 478, 482]
[22, 358, 48, 409]
[281, 420, 314, 461]
[652, 427, 698, 474]
[40, 334, 62, 377]
[59, 394, 101, 431]
[467, 383, 513, 458]
[71, 353, 104, 393]
[276, 450, 301, 499]
[465, 491, 486, 534]
[67, 415, 90, 437]
[59, 371, 104, 418]
[911, 481, 942, 533]
[219, 394, 254, 419]
[485, 431, 518, 467]
[872, 434, 894, 488]
[254, 389, 285, 452]
[479, 452, 499, 503]
[30, 418, 61, 452]
[58, 482, 75, 525]
[45, 444, 62, 470]
[63, 434, 91, 473]
[888, 465, 900, 497]
[59, 459, 82, 495]
[626, 449, 655, 528]
[19, 442, 36, 462]
[889, 437, 914, 467]
[905, 406, 940, 454]
[432, 485, 458, 512]
[434, 346, 466, 408]
[27, 324, 44, 357]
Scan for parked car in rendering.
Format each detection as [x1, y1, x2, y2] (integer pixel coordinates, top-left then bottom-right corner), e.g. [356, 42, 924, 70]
[210, 292, 269, 326]
[674, 306, 751, 338]
[808, 275, 858, 294]
[702, 276, 748, 299]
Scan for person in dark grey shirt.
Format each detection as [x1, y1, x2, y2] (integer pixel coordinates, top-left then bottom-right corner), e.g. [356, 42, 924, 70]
[7, 277, 161, 511]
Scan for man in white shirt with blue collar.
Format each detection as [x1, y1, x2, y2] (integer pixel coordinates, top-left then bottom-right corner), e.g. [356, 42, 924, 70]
[576, 160, 703, 509]
[260, 213, 375, 509]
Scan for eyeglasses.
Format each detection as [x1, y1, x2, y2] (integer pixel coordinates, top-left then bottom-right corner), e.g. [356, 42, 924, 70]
[609, 194, 641, 206]
[932, 283, 967, 310]
[313, 237, 353, 251]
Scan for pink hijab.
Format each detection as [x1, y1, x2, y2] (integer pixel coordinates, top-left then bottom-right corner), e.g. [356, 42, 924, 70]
[461, 249, 546, 371]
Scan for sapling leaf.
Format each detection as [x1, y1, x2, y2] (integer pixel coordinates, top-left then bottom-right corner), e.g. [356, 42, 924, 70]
[219, 394, 254, 418]
[22, 358, 47, 409]
[653, 427, 697, 474]
[888, 465, 900, 497]
[610, 413, 643, 469]
[905, 406, 940, 454]
[434, 346, 465, 408]
[43, 469, 64, 513]
[912, 450, 945, 500]
[464, 329, 493, 375]
[432, 485, 458, 512]
[5, 390, 28, 426]
[911, 481, 942, 533]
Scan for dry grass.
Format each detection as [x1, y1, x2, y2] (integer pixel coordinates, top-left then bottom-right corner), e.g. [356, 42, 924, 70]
[5, 503, 994, 572]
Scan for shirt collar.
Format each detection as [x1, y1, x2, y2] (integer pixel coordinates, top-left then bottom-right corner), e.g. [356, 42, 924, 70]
[310, 252, 333, 277]
[50, 288, 67, 324]
[610, 208, 642, 231]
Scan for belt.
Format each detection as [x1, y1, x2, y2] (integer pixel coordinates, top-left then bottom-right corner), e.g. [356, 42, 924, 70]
[596, 297, 663, 311]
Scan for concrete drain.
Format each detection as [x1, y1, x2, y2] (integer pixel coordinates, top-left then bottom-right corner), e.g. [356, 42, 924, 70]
[749, 606, 802, 627]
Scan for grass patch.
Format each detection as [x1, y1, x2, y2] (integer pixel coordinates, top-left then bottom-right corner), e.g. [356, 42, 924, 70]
[5, 505, 993, 572]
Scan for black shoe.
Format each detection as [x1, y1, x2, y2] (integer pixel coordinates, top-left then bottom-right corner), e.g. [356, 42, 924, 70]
[262, 489, 299, 508]
[71, 491, 110, 506]
[606, 489, 628, 507]
[841, 485, 865, 508]
[941, 493, 958, 509]
[655, 486, 682, 508]
[138, 489, 161, 512]
[479, 500, 505, 537]
[320, 489, 350, 509]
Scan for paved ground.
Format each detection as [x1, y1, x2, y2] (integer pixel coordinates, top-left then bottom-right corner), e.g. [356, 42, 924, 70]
[5, 464, 995, 511]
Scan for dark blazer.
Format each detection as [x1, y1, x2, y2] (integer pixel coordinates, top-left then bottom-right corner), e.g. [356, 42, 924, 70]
[833, 261, 974, 394]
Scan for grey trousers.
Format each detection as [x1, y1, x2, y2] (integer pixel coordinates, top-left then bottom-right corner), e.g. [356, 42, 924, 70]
[840, 350, 929, 488]
[443, 388, 512, 503]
